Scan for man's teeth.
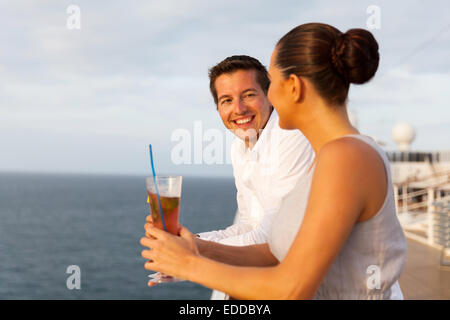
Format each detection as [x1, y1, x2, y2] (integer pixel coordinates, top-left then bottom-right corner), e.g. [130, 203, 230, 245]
[235, 117, 252, 125]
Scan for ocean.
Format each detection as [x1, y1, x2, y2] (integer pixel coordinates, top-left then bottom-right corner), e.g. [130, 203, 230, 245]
[0, 173, 237, 299]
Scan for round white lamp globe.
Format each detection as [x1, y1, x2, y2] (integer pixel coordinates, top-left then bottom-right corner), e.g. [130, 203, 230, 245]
[392, 122, 415, 151]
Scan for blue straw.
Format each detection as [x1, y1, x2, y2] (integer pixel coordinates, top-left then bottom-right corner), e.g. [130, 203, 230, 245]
[149, 144, 167, 232]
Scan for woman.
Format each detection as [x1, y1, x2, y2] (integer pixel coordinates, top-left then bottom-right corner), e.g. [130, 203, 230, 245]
[141, 23, 407, 299]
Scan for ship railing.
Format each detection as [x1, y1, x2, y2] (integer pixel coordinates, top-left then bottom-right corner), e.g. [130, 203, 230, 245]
[394, 186, 430, 215]
[397, 169, 450, 186]
[398, 189, 450, 255]
[394, 169, 450, 215]
[432, 201, 450, 269]
[387, 150, 450, 163]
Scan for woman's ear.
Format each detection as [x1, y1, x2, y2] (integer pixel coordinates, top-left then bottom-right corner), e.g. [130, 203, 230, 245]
[289, 74, 304, 102]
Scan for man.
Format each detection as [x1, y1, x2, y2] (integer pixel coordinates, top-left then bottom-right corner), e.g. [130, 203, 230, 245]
[145, 55, 313, 296]
[196, 55, 314, 298]
[198, 55, 313, 245]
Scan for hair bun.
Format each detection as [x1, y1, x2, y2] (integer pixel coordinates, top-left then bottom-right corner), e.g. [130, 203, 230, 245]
[330, 33, 348, 80]
[276, 23, 380, 106]
[339, 29, 380, 84]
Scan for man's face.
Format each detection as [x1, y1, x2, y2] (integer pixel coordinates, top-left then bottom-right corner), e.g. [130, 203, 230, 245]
[215, 69, 272, 143]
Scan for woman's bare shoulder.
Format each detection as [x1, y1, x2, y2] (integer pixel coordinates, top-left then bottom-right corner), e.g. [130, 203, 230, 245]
[314, 136, 385, 183]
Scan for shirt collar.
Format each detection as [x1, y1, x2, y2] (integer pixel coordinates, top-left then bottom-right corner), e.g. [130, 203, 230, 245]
[235, 109, 278, 155]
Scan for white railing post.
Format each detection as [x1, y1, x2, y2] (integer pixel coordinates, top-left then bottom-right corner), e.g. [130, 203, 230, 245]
[402, 184, 408, 213]
[427, 188, 434, 245]
[394, 184, 399, 214]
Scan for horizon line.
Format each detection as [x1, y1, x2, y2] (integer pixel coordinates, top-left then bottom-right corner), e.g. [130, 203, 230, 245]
[0, 169, 234, 179]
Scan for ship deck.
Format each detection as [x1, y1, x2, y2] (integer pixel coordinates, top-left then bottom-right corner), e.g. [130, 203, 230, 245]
[399, 237, 450, 299]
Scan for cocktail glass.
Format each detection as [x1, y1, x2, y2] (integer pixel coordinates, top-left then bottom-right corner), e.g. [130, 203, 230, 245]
[145, 175, 184, 283]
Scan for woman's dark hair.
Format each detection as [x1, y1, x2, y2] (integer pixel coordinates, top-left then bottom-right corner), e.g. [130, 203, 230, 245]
[209, 55, 270, 105]
[275, 23, 379, 106]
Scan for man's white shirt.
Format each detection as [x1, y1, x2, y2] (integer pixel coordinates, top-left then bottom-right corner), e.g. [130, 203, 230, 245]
[198, 110, 314, 246]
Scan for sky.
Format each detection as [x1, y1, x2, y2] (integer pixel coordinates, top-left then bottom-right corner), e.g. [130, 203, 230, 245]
[0, 0, 449, 177]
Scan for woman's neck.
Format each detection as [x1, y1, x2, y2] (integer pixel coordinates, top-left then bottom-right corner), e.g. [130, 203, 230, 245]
[294, 101, 359, 156]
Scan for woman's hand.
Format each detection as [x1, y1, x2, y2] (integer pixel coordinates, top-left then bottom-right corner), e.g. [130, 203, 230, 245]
[144, 214, 153, 238]
[140, 225, 200, 286]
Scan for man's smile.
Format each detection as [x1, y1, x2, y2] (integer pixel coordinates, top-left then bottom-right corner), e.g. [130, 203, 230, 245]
[231, 115, 255, 128]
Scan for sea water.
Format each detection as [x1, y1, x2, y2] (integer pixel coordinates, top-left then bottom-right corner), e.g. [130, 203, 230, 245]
[0, 173, 236, 299]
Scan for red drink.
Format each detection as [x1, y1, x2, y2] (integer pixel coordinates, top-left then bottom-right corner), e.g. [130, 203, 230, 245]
[148, 192, 180, 235]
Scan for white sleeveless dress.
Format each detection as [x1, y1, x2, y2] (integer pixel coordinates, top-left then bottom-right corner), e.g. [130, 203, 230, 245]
[268, 134, 407, 299]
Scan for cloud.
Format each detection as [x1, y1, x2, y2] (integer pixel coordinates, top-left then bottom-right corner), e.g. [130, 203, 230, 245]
[0, 0, 449, 175]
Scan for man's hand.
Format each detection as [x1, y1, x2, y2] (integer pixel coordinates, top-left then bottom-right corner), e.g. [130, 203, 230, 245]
[194, 237, 211, 256]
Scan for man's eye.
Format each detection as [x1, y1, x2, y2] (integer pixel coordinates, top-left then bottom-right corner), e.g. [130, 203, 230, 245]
[245, 93, 256, 98]
[221, 99, 231, 105]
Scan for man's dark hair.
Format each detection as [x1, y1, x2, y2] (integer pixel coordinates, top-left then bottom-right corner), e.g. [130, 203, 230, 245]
[208, 55, 270, 105]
